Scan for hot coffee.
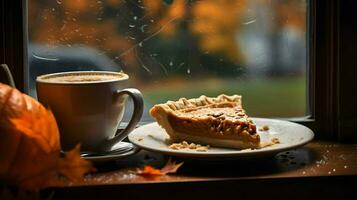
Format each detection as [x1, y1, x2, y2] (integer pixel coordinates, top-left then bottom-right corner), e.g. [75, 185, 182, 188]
[37, 72, 126, 83]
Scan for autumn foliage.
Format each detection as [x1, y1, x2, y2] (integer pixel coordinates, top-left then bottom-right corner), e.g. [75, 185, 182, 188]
[28, 0, 306, 81]
[0, 83, 95, 190]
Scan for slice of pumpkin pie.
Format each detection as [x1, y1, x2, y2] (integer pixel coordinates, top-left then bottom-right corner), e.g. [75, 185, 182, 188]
[150, 94, 260, 149]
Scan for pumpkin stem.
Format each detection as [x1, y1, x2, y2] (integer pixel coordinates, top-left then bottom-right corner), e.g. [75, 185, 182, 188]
[0, 64, 16, 88]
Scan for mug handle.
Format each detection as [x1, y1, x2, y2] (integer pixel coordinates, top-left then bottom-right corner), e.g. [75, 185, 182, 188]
[0, 64, 16, 88]
[105, 88, 144, 148]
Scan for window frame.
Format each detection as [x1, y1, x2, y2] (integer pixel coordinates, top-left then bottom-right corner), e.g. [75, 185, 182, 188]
[1, 0, 353, 141]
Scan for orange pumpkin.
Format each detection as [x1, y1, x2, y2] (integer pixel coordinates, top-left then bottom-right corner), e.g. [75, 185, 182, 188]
[0, 83, 94, 190]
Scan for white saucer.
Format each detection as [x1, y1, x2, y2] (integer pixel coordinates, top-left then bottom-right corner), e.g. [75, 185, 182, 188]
[128, 118, 314, 159]
[82, 142, 139, 162]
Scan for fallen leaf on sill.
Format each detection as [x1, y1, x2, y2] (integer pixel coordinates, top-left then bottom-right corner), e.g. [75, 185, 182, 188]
[136, 158, 184, 177]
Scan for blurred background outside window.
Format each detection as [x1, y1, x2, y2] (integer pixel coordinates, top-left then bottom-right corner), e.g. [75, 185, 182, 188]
[28, 0, 307, 121]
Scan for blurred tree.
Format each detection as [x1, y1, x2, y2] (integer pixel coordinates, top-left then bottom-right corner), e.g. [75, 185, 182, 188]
[190, 0, 246, 63]
[28, 0, 306, 81]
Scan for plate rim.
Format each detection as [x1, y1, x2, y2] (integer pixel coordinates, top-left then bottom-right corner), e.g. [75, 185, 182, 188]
[128, 118, 314, 158]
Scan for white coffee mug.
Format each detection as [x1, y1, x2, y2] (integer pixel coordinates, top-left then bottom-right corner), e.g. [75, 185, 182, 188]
[36, 71, 143, 152]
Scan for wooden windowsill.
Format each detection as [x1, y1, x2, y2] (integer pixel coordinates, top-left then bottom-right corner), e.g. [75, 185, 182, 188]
[48, 141, 357, 199]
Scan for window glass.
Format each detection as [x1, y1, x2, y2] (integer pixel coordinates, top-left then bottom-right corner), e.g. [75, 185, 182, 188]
[28, 0, 307, 121]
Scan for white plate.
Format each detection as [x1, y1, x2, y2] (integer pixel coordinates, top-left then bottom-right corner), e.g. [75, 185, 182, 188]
[128, 118, 314, 158]
[82, 142, 139, 162]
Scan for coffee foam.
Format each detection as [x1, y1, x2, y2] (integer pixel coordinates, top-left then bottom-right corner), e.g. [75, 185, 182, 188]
[38, 72, 126, 83]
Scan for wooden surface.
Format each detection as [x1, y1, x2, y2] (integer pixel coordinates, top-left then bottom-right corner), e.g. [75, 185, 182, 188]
[49, 141, 357, 199]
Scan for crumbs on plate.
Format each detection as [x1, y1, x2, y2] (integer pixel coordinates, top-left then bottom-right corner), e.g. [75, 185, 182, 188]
[271, 137, 280, 144]
[259, 125, 270, 131]
[169, 141, 210, 152]
[259, 137, 280, 148]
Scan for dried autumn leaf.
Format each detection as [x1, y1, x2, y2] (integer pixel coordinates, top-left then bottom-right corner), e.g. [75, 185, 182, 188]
[0, 83, 95, 190]
[139, 166, 164, 176]
[160, 158, 184, 174]
[137, 158, 183, 177]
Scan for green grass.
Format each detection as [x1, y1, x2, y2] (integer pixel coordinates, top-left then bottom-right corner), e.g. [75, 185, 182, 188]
[142, 76, 307, 118]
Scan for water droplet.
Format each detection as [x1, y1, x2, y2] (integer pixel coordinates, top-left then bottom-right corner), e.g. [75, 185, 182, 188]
[97, 0, 102, 4]
[328, 171, 331, 174]
[344, 165, 348, 168]
[187, 68, 191, 74]
[139, 42, 143, 47]
[133, 16, 138, 20]
[52, 8, 55, 12]
[150, 19, 155, 23]
[97, 18, 103, 21]
[163, 0, 174, 5]
[302, 171, 306, 174]
[56, 0, 62, 4]
[242, 19, 257, 25]
[129, 24, 136, 28]
[333, 168, 336, 172]
[169, 61, 173, 66]
[32, 54, 59, 61]
[67, 44, 72, 47]
[140, 24, 148, 32]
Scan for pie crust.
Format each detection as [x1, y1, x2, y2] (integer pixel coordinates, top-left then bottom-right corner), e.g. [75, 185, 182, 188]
[150, 94, 260, 149]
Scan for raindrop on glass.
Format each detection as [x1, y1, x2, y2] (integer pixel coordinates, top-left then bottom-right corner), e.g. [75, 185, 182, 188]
[129, 24, 136, 28]
[169, 61, 173, 66]
[163, 0, 174, 5]
[187, 68, 191, 74]
[133, 16, 138, 20]
[140, 24, 148, 33]
[56, 0, 62, 4]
